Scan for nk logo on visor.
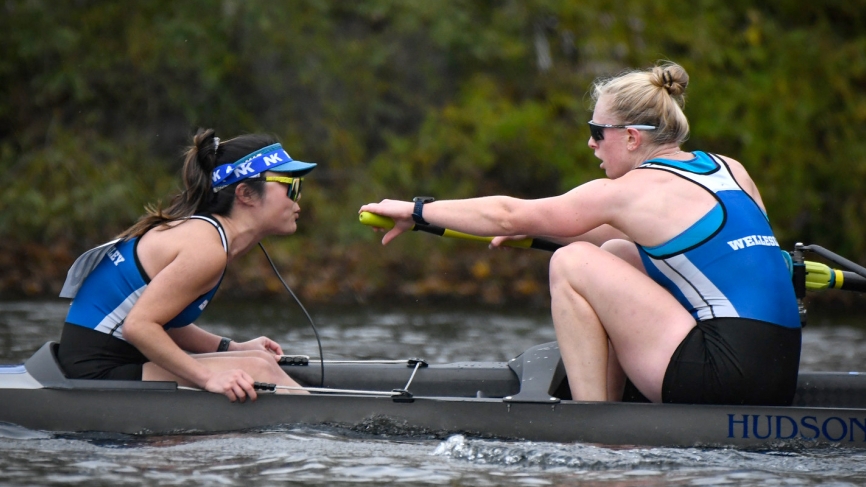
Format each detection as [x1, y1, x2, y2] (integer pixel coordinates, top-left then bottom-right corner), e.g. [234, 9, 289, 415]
[211, 143, 294, 192]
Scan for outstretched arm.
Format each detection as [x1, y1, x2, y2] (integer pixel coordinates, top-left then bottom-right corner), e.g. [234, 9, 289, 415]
[360, 179, 623, 246]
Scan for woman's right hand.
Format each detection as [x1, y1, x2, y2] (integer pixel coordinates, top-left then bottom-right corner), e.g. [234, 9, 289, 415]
[489, 235, 529, 249]
[204, 369, 258, 402]
[232, 336, 284, 357]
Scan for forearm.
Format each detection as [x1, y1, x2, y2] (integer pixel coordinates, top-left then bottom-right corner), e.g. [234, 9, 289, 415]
[423, 196, 529, 237]
[167, 324, 224, 353]
[425, 198, 624, 244]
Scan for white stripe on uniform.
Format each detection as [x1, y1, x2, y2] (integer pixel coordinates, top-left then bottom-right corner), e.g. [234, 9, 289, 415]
[648, 254, 739, 321]
[93, 285, 146, 340]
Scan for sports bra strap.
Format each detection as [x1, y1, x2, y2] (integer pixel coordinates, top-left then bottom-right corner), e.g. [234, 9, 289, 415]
[189, 215, 228, 253]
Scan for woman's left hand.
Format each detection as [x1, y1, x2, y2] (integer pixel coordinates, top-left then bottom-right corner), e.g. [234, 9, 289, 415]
[232, 337, 284, 357]
[359, 199, 416, 245]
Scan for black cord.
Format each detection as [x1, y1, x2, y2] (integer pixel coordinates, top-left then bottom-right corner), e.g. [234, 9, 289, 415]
[258, 242, 324, 387]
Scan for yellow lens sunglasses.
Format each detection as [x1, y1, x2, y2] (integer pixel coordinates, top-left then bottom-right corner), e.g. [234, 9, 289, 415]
[263, 176, 303, 201]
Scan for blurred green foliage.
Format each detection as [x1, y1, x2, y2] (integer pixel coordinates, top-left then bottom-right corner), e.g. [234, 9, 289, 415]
[1, 0, 865, 301]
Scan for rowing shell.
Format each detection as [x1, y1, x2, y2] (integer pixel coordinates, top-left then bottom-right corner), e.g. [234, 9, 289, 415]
[2, 341, 866, 448]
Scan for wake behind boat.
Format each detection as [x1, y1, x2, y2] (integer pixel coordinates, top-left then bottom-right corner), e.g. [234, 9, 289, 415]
[2, 243, 866, 449]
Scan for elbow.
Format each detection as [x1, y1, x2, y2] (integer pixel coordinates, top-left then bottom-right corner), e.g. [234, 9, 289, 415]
[498, 219, 517, 235]
[492, 198, 522, 235]
[121, 318, 150, 345]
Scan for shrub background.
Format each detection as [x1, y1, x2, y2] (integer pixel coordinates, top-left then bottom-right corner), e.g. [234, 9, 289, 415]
[2, 1, 864, 304]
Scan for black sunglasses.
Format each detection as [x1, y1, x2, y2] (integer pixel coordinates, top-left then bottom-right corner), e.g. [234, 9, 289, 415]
[588, 121, 657, 142]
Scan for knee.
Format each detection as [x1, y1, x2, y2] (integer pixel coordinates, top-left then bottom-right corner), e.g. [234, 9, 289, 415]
[245, 356, 283, 379]
[247, 350, 276, 362]
[550, 242, 595, 274]
[549, 242, 597, 288]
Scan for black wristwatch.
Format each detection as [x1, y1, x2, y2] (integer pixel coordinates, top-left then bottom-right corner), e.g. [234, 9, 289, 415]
[412, 196, 435, 225]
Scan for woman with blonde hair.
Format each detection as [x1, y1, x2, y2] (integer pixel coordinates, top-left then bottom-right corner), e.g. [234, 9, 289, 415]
[360, 62, 800, 405]
[58, 129, 314, 402]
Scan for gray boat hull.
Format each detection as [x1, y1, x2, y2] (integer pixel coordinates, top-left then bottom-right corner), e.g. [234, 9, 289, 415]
[2, 342, 866, 448]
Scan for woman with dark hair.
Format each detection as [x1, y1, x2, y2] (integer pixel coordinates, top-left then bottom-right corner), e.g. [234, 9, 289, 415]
[360, 62, 800, 406]
[57, 129, 314, 401]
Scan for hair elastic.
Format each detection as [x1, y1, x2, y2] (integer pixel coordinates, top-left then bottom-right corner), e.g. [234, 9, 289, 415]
[662, 71, 672, 89]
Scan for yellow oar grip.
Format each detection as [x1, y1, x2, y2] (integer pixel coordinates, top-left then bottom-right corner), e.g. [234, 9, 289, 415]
[441, 229, 495, 243]
[805, 260, 840, 290]
[805, 261, 831, 290]
[439, 229, 534, 248]
[359, 211, 536, 249]
[359, 211, 396, 230]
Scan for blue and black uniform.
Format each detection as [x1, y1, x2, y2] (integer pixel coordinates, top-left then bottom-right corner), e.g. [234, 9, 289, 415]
[631, 151, 801, 405]
[57, 215, 227, 380]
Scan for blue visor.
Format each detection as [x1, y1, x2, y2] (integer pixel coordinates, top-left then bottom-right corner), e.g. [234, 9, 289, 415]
[212, 143, 316, 192]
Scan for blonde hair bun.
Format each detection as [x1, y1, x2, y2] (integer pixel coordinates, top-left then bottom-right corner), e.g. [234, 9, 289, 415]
[651, 62, 689, 99]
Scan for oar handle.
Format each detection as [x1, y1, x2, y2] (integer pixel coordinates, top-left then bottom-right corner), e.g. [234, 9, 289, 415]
[359, 211, 561, 252]
[361, 214, 866, 294]
[801, 244, 866, 280]
[805, 260, 866, 292]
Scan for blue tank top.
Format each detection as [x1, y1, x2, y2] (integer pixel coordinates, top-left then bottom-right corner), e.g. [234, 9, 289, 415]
[64, 215, 228, 340]
[636, 151, 800, 328]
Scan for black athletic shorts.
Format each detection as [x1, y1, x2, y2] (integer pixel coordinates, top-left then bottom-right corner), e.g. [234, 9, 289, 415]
[659, 317, 801, 405]
[57, 322, 148, 380]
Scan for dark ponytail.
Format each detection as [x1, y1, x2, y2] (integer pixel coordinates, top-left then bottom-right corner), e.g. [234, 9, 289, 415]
[117, 129, 275, 240]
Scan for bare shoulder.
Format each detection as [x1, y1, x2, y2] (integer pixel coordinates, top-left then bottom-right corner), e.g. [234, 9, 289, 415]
[557, 177, 628, 208]
[138, 218, 228, 282]
[716, 154, 749, 176]
[715, 154, 766, 209]
[613, 167, 677, 196]
[178, 217, 227, 250]
[715, 154, 755, 185]
[555, 173, 658, 216]
[128, 220, 228, 326]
